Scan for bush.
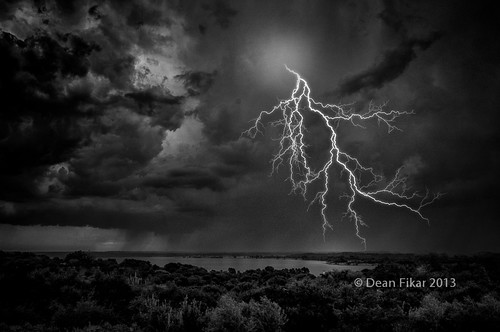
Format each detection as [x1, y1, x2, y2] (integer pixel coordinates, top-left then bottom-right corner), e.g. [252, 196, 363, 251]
[245, 297, 287, 332]
[409, 293, 500, 331]
[205, 295, 286, 332]
[53, 299, 116, 329]
[131, 294, 204, 332]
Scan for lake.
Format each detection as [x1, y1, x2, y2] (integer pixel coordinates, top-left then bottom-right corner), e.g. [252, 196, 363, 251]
[110, 256, 373, 276]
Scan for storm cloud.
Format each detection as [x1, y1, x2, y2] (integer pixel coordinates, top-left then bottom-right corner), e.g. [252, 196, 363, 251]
[1, 0, 499, 253]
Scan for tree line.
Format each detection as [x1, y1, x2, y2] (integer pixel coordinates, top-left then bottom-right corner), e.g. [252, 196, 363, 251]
[0, 251, 499, 331]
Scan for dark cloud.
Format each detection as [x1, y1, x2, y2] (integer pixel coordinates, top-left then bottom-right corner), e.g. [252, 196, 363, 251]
[0, 198, 205, 233]
[202, 0, 238, 29]
[144, 168, 225, 192]
[175, 70, 217, 96]
[329, 0, 442, 97]
[71, 109, 164, 180]
[88, 5, 103, 20]
[334, 34, 440, 96]
[0, 0, 189, 204]
[0, 31, 99, 119]
[125, 2, 169, 27]
[91, 53, 136, 89]
[0, 30, 100, 202]
[210, 138, 269, 177]
[377, 0, 403, 34]
[125, 88, 182, 107]
[199, 104, 239, 144]
[124, 87, 185, 129]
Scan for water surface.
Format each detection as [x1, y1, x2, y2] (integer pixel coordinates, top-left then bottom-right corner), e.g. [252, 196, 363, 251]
[112, 256, 373, 276]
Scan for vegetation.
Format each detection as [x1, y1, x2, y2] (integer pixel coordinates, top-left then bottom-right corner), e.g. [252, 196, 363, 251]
[0, 251, 499, 331]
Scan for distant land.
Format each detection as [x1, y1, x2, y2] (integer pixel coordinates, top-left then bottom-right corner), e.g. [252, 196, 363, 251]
[34, 251, 500, 265]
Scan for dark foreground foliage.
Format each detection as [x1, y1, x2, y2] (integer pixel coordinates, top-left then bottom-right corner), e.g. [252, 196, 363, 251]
[0, 251, 499, 331]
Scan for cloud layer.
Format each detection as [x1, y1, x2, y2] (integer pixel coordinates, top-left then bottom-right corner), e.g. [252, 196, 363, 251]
[1, 0, 499, 253]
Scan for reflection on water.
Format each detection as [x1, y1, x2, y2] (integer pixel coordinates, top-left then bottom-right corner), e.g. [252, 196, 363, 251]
[112, 256, 373, 276]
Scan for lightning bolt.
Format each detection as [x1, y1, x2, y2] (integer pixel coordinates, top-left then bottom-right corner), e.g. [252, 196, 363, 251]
[244, 66, 441, 249]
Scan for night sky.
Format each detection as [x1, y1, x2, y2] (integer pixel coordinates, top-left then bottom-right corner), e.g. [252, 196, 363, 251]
[1, 0, 499, 253]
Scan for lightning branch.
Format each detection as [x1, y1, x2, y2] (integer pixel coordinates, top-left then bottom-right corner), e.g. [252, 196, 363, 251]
[244, 66, 441, 249]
